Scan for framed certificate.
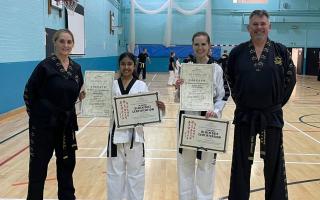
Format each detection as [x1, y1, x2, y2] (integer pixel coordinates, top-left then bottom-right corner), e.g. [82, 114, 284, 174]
[180, 63, 214, 111]
[81, 71, 114, 117]
[113, 92, 161, 129]
[178, 114, 229, 153]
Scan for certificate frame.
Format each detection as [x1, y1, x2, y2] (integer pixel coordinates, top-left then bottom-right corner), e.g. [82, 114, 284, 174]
[180, 63, 214, 111]
[178, 114, 229, 153]
[81, 70, 114, 117]
[113, 92, 161, 129]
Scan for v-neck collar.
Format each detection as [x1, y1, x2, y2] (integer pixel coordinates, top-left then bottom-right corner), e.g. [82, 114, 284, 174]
[118, 77, 137, 95]
[51, 55, 75, 77]
[248, 39, 271, 72]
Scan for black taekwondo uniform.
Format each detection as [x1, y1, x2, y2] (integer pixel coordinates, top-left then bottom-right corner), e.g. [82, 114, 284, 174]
[24, 55, 83, 200]
[137, 52, 149, 80]
[226, 39, 296, 200]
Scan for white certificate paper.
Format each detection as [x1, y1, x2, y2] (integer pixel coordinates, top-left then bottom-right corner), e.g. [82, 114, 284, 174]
[81, 71, 114, 117]
[113, 92, 161, 129]
[180, 63, 214, 111]
[178, 114, 229, 153]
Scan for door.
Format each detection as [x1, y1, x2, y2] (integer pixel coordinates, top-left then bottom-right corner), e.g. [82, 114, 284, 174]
[306, 48, 320, 76]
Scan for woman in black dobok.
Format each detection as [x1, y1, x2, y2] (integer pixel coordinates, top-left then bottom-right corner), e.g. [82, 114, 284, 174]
[24, 29, 85, 200]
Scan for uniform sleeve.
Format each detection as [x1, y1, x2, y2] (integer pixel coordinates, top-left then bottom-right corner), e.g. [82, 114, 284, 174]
[225, 48, 236, 101]
[222, 73, 230, 101]
[78, 67, 84, 95]
[213, 64, 226, 118]
[23, 63, 45, 116]
[143, 82, 149, 92]
[282, 48, 296, 106]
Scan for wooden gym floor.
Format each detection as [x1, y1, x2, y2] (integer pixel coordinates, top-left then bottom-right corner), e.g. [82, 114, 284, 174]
[0, 73, 319, 200]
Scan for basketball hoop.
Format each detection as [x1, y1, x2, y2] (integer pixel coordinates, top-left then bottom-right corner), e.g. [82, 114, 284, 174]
[55, 0, 78, 12]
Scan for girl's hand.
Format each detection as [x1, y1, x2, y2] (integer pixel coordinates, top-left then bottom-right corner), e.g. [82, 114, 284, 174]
[79, 90, 86, 101]
[205, 110, 218, 118]
[156, 100, 166, 112]
[175, 78, 184, 89]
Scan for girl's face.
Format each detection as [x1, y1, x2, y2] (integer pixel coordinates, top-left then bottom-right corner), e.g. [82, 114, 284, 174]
[54, 32, 74, 57]
[119, 56, 135, 78]
[192, 35, 210, 60]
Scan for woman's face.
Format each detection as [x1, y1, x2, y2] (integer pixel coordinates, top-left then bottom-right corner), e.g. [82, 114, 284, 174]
[54, 32, 74, 57]
[119, 56, 135, 78]
[192, 35, 210, 59]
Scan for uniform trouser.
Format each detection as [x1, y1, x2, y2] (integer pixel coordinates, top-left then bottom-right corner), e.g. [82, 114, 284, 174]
[107, 142, 145, 200]
[177, 149, 216, 200]
[168, 70, 175, 85]
[228, 125, 288, 200]
[137, 63, 146, 80]
[27, 123, 76, 200]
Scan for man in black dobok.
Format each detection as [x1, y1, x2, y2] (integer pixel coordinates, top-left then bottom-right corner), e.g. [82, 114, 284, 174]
[226, 10, 296, 200]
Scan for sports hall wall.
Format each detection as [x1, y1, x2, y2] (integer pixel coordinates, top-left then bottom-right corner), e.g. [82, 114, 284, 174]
[1, 0, 320, 114]
[0, 0, 122, 114]
[122, 0, 320, 74]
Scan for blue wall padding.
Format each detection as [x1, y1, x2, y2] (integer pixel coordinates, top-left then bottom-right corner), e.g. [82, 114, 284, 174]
[0, 56, 117, 114]
[136, 44, 221, 60]
[74, 56, 118, 72]
[212, 47, 222, 60]
[0, 61, 39, 114]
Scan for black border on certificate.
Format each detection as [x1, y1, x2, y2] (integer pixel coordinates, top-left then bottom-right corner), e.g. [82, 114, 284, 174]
[113, 92, 161, 129]
[179, 114, 229, 153]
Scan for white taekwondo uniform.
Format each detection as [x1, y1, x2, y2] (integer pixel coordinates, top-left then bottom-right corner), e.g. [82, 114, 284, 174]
[107, 78, 148, 200]
[176, 62, 226, 200]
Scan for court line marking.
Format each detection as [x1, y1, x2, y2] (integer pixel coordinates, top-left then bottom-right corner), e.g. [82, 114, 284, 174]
[147, 72, 158, 88]
[75, 156, 320, 164]
[0, 127, 28, 144]
[12, 177, 56, 186]
[219, 178, 320, 199]
[0, 146, 29, 167]
[0, 118, 96, 167]
[285, 121, 320, 144]
[78, 147, 103, 150]
[99, 144, 108, 158]
[86, 147, 320, 156]
[76, 117, 96, 136]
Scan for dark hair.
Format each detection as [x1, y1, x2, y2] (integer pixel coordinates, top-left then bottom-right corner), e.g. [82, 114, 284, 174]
[118, 52, 136, 66]
[249, 9, 269, 20]
[52, 29, 74, 44]
[170, 51, 175, 56]
[192, 31, 211, 45]
[118, 52, 139, 79]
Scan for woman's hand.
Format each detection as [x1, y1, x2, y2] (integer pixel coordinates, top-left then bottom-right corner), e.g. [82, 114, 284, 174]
[205, 110, 218, 118]
[175, 78, 184, 89]
[79, 90, 86, 101]
[156, 100, 166, 112]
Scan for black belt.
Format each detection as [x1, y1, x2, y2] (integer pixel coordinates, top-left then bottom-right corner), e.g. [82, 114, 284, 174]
[39, 99, 76, 160]
[237, 104, 282, 163]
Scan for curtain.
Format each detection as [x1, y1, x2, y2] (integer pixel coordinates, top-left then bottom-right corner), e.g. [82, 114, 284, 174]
[129, 0, 211, 48]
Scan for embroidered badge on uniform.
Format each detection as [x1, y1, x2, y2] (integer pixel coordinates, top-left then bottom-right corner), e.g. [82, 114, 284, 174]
[274, 56, 282, 65]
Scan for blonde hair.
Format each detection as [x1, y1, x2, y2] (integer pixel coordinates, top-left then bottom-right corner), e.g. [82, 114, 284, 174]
[52, 29, 75, 44]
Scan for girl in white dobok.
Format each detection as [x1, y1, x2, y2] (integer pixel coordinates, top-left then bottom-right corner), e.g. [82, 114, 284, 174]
[107, 52, 165, 200]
